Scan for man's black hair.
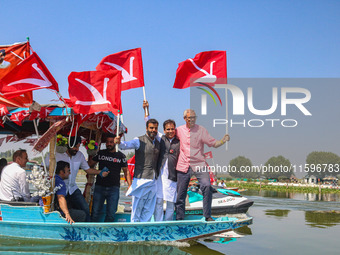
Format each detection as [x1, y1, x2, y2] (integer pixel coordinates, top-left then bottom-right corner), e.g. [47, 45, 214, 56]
[106, 133, 116, 139]
[0, 49, 5, 56]
[146, 118, 158, 128]
[163, 119, 176, 130]
[56, 161, 70, 175]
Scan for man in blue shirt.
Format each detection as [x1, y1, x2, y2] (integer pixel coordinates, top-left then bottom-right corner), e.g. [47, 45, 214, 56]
[54, 161, 86, 223]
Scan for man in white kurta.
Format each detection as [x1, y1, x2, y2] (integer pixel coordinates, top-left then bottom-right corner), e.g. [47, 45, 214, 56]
[115, 119, 160, 222]
[143, 102, 180, 221]
[0, 150, 30, 201]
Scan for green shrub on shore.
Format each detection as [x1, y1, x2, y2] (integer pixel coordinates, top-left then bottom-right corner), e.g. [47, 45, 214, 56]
[227, 181, 340, 194]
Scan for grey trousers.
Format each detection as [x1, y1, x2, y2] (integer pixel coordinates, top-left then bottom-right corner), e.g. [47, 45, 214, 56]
[175, 167, 213, 219]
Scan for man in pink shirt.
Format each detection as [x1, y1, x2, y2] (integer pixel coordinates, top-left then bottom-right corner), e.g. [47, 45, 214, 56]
[176, 109, 229, 221]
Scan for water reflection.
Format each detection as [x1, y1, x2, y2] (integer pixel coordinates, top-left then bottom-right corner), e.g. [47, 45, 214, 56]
[305, 211, 340, 229]
[265, 209, 290, 218]
[200, 226, 252, 245]
[243, 189, 340, 202]
[0, 236, 230, 255]
[302, 193, 340, 202]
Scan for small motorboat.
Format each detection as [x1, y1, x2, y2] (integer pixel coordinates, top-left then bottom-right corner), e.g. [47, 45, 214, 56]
[185, 186, 254, 215]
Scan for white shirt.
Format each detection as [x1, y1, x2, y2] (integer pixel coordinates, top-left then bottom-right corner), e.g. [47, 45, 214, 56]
[55, 151, 90, 195]
[156, 138, 177, 202]
[0, 163, 30, 201]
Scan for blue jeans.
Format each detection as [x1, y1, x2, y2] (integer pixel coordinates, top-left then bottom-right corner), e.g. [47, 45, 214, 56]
[66, 188, 91, 222]
[91, 185, 120, 222]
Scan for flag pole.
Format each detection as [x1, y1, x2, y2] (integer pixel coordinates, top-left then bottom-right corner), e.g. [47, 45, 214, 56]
[224, 86, 228, 151]
[142, 86, 148, 116]
[116, 110, 120, 152]
[215, 83, 228, 151]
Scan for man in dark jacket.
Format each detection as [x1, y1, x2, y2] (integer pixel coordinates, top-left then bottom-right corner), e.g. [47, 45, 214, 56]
[154, 119, 180, 221]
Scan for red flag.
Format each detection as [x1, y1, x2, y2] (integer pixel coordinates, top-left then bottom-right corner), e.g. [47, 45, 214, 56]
[29, 107, 55, 120]
[10, 110, 29, 126]
[96, 48, 145, 91]
[0, 104, 9, 116]
[127, 155, 135, 179]
[0, 42, 30, 79]
[173, 51, 227, 89]
[0, 41, 32, 107]
[204, 151, 213, 159]
[6, 135, 14, 143]
[0, 52, 59, 98]
[68, 71, 122, 115]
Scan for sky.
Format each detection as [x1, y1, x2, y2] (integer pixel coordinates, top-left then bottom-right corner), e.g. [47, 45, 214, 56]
[1, 0, 340, 177]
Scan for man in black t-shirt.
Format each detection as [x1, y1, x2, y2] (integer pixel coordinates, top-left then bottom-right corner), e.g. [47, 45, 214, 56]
[89, 133, 132, 222]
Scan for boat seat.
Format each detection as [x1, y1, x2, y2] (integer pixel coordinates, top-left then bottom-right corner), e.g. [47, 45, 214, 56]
[0, 201, 39, 206]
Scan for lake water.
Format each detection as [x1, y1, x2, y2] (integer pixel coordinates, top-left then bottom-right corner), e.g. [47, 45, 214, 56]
[1, 187, 339, 254]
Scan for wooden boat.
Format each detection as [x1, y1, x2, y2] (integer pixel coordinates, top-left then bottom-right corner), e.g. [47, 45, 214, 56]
[0, 202, 252, 243]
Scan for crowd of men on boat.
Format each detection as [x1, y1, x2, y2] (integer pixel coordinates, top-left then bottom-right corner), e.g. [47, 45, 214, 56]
[0, 101, 229, 224]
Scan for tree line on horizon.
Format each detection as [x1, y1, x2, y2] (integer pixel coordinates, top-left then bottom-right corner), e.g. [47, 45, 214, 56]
[223, 151, 340, 180]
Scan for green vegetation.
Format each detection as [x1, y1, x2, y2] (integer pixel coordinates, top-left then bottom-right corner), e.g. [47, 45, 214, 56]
[0, 150, 14, 162]
[263, 155, 293, 179]
[229, 156, 260, 179]
[227, 181, 340, 194]
[306, 151, 340, 178]
[126, 151, 135, 160]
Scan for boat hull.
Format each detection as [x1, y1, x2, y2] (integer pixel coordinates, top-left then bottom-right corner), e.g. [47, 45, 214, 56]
[0, 204, 252, 242]
[187, 198, 254, 215]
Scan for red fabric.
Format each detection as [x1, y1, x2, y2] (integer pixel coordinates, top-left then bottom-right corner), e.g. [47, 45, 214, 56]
[0, 104, 9, 116]
[0, 42, 30, 78]
[0, 52, 59, 98]
[206, 162, 217, 184]
[29, 107, 55, 120]
[173, 51, 227, 89]
[204, 151, 213, 159]
[68, 114, 91, 136]
[96, 48, 145, 91]
[24, 138, 37, 144]
[68, 70, 122, 115]
[5, 136, 13, 143]
[33, 119, 67, 153]
[10, 110, 29, 126]
[127, 155, 135, 179]
[0, 42, 32, 107]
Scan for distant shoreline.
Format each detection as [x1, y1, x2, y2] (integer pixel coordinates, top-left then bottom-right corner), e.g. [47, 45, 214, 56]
[226, 181, 340, 194]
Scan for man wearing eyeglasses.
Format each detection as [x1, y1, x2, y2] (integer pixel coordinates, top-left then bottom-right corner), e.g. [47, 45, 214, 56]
[175, 109, 230, 221]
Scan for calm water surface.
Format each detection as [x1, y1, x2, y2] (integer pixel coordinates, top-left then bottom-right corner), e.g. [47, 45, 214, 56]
[1, 185, 339, 255]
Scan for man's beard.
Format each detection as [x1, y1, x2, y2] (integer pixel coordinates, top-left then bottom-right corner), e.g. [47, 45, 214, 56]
[68, 149, 77, 156]
[106, 145, 114, 151]
[147, 131, 157, 139]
